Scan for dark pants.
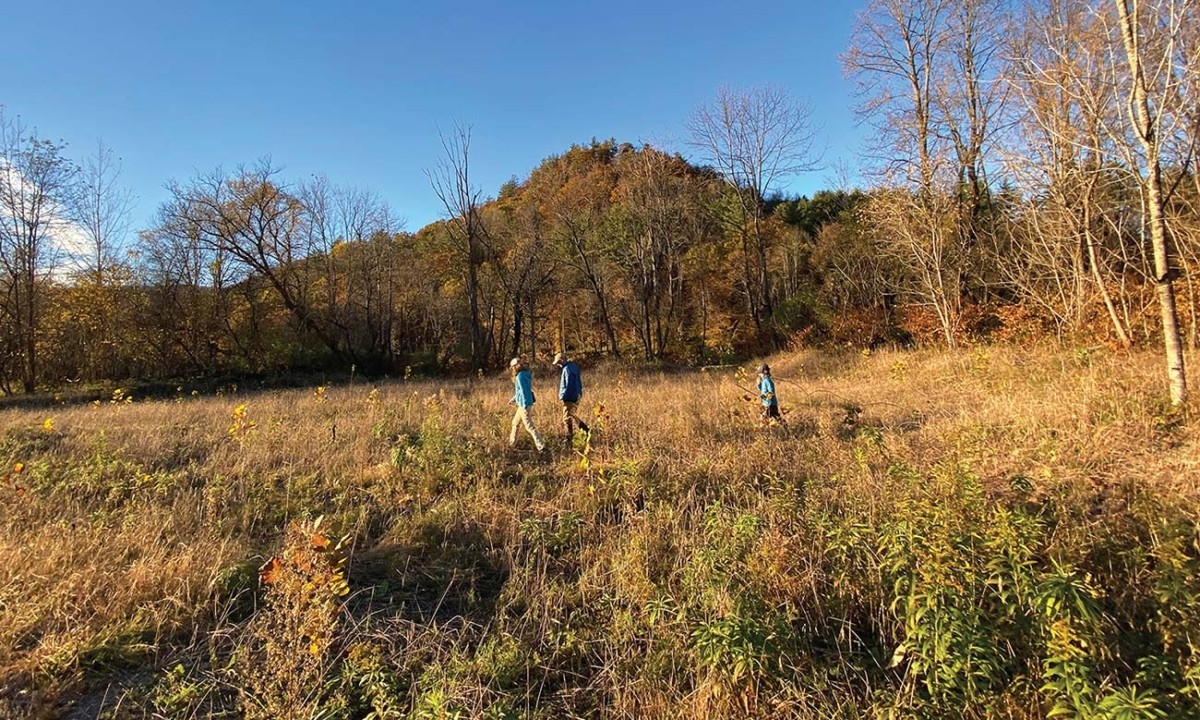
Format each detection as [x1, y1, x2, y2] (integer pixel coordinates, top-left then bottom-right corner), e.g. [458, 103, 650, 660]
[563, 401, 590, 437]
[762, 403, 781, 421]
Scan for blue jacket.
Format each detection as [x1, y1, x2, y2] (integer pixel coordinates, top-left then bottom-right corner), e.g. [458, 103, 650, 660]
[559, 361, 583, 403]
[758, 375, 777, 407]
[512, 369, 536, 408]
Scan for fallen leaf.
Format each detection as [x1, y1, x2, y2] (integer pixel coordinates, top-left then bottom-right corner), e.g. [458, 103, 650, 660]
[260, 557, 283, 585]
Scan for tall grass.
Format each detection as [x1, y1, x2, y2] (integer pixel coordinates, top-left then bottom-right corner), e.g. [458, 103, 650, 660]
[0, 345, 1196, 718]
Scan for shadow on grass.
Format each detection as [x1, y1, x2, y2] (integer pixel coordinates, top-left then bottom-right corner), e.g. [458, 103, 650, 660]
[349, 519, 509, 625]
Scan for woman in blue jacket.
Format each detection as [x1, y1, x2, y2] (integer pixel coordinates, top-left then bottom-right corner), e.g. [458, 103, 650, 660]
[508, 357, 546, 452]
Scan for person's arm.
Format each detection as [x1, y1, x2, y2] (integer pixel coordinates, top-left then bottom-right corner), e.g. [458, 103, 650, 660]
[559, 367, 568, 400]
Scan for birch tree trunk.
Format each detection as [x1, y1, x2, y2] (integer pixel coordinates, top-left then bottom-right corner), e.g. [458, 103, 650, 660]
[1115, 0, 1188, 404]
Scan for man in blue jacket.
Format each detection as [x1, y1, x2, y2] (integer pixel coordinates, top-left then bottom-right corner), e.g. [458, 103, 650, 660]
[508, 357, 546, 452]
[757, 363, 782, 423]
[553, 352, 590, 441]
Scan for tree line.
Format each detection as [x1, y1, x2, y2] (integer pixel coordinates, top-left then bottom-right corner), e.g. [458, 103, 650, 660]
[844, 0, 1197, 404]
[0, 0, 1195, 403]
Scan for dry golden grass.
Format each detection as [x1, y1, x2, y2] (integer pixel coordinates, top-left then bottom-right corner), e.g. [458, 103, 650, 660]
[0, 344, 1195, 718]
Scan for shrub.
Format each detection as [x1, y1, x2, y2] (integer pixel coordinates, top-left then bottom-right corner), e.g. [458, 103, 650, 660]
[238, 517, 349, 719]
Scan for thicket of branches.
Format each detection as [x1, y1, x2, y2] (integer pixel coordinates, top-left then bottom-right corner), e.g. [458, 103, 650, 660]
[1, 0, 1197, 401]
[844, 0, 1198, 403]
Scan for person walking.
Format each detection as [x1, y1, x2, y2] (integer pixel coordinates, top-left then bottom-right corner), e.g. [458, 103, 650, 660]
[508, 357, 546, 452]
[757, 363, 782, 423]
[553, 352, 590, 441]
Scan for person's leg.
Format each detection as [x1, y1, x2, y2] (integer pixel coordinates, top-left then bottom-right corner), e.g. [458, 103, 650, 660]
[521, 409, 546, 451]
[509, 409, 521, 446]
[568, 398, 592, 432]
[562, 402, 575, 438]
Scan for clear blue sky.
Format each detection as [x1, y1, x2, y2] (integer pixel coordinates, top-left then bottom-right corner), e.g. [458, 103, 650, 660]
[1, 0, 867, 232]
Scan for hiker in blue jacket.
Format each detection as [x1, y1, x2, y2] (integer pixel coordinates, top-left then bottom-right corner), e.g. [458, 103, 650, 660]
[757, 363, 782, 422]
[553, 352, 590, 441]
[508, 357, 546, 452]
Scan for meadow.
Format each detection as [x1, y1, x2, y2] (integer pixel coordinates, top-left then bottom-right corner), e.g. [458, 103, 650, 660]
[0, 345, 1197, 719]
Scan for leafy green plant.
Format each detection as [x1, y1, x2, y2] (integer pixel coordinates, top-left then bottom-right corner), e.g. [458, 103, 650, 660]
[150, 663, 208, 717]
[322, 641, 406, 720]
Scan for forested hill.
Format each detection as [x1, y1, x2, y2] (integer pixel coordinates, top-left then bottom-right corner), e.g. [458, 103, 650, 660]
[10, 135, 874, 388]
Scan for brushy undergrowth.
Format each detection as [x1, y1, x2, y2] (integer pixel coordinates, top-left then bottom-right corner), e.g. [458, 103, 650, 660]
[0, 345, 1197, 719]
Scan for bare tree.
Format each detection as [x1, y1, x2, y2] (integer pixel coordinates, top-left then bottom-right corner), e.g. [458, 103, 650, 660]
[1176, 4, 1200, 348]
[138, 208, 233, 374]
[1000, 0, 1134, 344]
[73, 140, 134, 285]
[935, 0, 1007, 293]
[427, 124, 491, 370]
[1111, 0, 1189, 404]
[847, 0, 1015, 345]
[299, 177, 397, 366]
[867, 189, 965, 345]
[0, 110, 76, 392]
[64, 140, 137, 379]
[845, 0, 948, 191]
[846, 0, 968, 344]
[157, 161, 345, 362]
[337, 189, 400, 366]
[687, 85, 819, 340]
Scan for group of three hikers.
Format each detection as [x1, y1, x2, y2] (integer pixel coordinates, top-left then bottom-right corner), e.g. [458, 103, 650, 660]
[507, 353, 781, 452]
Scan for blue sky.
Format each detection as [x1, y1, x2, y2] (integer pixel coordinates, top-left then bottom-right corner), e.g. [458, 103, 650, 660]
[1, 0, 867, 232]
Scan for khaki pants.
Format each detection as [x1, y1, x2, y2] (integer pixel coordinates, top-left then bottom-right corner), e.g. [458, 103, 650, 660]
[562, 401, 590, 437]
[509, 407, 546, 451]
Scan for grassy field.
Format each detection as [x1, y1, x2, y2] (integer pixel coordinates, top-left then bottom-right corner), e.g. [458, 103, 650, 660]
[0, 345, 1197, 719]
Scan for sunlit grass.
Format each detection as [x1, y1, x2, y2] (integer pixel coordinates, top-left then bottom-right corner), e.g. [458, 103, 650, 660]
[0, 345, 1196, 718]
